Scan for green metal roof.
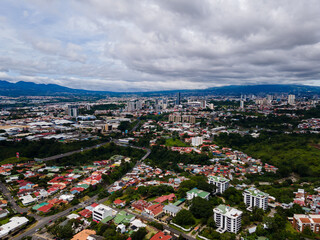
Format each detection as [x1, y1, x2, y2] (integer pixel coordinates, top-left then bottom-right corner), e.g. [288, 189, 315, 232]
[77, 184, 89, 189]
[245, 188, 268, 197]
[101, 215, 114, 223]
[114, 210, 134, 225]
[216, 204, 227, 214]
[208, 175, 229, 182]
[187, 188, 210, 198]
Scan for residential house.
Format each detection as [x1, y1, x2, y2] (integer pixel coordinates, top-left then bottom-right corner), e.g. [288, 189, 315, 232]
[150, 231, 172, 240]
[186, 188, 210, 200]
[144, 203, 164, 218]
[163, 204, 181, 217]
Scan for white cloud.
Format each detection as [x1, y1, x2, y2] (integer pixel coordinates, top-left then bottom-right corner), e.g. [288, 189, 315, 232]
[0, 0, 320, 91]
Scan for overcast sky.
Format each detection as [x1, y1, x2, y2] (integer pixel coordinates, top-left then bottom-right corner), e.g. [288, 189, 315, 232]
[1, 0, 320, 92]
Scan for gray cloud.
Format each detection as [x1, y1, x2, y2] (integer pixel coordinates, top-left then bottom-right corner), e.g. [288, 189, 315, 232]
[0, 0, 320, 91]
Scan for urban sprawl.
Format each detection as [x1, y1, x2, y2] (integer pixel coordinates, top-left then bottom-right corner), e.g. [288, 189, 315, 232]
[0, 92, 320, 240]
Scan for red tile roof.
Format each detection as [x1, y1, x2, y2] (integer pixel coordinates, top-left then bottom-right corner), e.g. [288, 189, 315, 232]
[38, 204, 53, 213]
[154, 194, 175, 203]
[114, 199, 125, 205]
[146, 203, 163, 216]
[79, 209, 92, 218]
[91, 203, 99, 208]
[150, 231, 172, 240]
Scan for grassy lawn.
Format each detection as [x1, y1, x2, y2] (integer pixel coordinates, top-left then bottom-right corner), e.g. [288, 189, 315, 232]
[0, 157, 32, 165]
[146, 196, 158, 202]
[165, 138, 188, 147]
[170, 218, 200, 233]
[80, 196, 90, 202]
[103, 199, 111, 205]
[0, 217, 9, 225]
[145, 226, 158, 239]
[285, 221, 297, 234]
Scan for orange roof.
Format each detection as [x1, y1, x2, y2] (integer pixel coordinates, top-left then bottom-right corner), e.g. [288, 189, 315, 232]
[312, 218, 320, 223]
[71, 229, 96, 240]
[300, 218, 311, 223]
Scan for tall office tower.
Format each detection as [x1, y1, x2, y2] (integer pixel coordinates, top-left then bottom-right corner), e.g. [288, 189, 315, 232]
[200, 99, 207, 109]
[213, 205, 242, 234]
[240, 100, 244, 109]
[176, 92, 181, 105]
[288, 94, 296, 105]
[243, 187, 269, 211]
[191, 136, 203, 147]
[136, 100, 142, 110]
[127, 101, 136, 112]
[162, 98, 168, 109]
[155, 104, 161, 112]
[267, 94, 273, 102]
[189, 115, 196, 124]
[67, 105, 78, 117]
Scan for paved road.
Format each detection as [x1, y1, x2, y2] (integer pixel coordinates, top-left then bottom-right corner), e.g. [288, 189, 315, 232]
[14, 196, 98, 240]
[0, 182, 28, 214]
[39, 141, 110, 162]
[111, 206, 196, 240]
[130, 120, 141, 133]
[13, 144, 151, 240]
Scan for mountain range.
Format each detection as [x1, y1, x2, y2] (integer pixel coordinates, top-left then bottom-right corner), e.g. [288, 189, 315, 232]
[1, 80, 320, 97]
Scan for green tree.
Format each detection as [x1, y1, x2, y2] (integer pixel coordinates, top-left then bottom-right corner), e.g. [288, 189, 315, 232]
[173, 209, 195, 227]
[207, 217, 216, 229]
[131, 227, 147, 240]
[190, 197, 212, 219]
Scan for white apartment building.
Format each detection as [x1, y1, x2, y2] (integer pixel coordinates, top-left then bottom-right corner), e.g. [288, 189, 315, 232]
[213, 204, 242, 234]
[191, 136, 203, 147]
[208, 175, 230, 194]
[288, 94, 296, 105]
[92, 204, 113, 222]
[243, 187, 269, 211]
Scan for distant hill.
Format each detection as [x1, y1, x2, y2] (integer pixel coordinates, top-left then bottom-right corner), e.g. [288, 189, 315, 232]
[0, 80, 320, 96]
[0, 80, 88, 96]
[206, 84, 320, 96]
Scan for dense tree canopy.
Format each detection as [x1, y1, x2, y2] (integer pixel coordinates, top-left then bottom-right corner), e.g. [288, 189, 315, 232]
[215, 132, 320, 177]
[147, 145, 210, 170]
[190, 197, 213, 219]
[173, 209, 195, 227]
[0, 138, 105, 163]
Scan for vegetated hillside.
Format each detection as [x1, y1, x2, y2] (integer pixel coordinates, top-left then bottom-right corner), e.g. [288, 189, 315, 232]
[0, 80, 87, 96]
[214, 132, 320, 178]
[2, 79, 320, 97]
[0, 80, 115, 96]
[206, 84, 320, 96]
